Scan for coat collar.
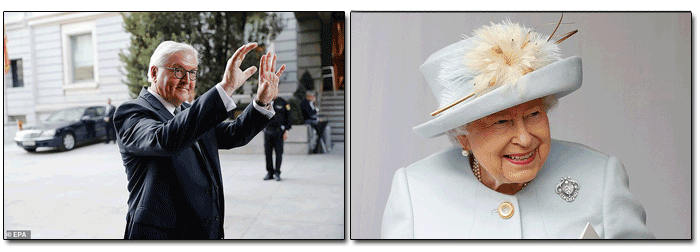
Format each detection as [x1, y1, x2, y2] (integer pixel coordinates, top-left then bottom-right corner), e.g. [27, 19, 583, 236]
[139, 87, 177, 120]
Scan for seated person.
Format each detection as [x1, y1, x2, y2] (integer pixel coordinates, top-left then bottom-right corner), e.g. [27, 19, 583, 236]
[300, 91, 329, 153]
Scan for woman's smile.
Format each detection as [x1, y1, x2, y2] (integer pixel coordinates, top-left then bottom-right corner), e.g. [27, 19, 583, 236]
[503, 148, 537, 165]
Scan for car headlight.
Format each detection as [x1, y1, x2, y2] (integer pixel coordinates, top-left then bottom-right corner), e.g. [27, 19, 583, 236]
[40, 129, 56, 137]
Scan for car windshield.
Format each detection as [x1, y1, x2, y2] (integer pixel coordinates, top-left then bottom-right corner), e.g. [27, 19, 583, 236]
[44, 107, 86, 123]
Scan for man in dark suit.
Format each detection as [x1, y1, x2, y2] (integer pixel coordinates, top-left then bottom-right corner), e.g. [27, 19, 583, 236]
[103, 98, 116, 144]
[263, 96, 291, 181]
[114, 41, 285, 239]
[300, 91, 329, 153]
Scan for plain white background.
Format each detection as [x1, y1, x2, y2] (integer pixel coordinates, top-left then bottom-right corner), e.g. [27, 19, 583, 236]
[350, 12, 691, 239]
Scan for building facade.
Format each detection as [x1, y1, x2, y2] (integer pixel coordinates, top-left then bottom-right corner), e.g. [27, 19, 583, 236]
[4, 12, 130, 141]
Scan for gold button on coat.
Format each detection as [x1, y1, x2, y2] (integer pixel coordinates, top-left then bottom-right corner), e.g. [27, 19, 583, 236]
[498, 202, 514, 219]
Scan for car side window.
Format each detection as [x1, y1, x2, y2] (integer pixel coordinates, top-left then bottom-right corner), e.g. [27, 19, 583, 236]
[84, 107, 98, 117]
[95, 107, 105, 116]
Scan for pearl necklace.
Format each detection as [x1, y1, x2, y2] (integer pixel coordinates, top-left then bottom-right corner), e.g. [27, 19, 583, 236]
[471, 157, 528, 187]
[471, 158, 482, 182]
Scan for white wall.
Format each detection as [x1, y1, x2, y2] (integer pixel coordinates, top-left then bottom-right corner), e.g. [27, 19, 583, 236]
[33, 25, 62, 107]
[350, 12, 691, 239]
[4, 15, 36, 124]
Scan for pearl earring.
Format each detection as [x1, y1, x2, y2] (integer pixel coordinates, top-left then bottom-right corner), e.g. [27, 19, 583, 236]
[462, 149, 469, 157]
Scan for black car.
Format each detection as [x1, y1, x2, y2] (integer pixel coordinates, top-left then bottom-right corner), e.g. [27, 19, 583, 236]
[14, 106, 110, 152]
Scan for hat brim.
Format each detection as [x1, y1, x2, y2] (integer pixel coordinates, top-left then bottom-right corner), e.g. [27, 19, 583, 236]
[413, 56, 583, 138]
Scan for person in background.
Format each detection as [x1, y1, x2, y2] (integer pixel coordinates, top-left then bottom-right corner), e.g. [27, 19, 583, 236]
[300, 91, 329, 153]
[104, 98, 116, 144]
[263, 96, 292, 181]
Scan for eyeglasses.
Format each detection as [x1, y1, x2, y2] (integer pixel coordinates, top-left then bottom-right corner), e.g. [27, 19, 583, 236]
[163, 67, 197, 81]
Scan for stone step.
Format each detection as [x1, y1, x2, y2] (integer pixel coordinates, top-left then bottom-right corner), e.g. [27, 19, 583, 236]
[321, 96, 345, 100]
[319, 89, 344, 145]
[319, 110, 344, 116]
[329, 124, 344, 128]
[322, 99, 345, 103]
[320, 102, 345, 107]
[324, 114, 344, 119]
[321, 118, 344, 123]
[325, 119, 344, 125]
[320, 108, 345, 114]
[321, 90, 345, 95]
[319, 104, 344, 109]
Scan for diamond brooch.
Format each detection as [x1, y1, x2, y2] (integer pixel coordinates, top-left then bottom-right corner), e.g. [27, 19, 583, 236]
[555, 176, 579, 202]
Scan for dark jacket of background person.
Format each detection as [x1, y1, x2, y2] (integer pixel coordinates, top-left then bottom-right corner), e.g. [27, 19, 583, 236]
[300, 99, 318, 123]
[105, 103, 116, 141]
[266, 97, 292, 132]
[114, 87, 269, 239]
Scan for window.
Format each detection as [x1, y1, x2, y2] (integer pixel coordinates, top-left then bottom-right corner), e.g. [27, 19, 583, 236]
[84, 107, 105, 117]
[61, 21, 98, 89]
[7, 115, 26, 123]
[84, 107, 97, 117]
[70, 34, 94, 82]
[4, 59, 24, 88]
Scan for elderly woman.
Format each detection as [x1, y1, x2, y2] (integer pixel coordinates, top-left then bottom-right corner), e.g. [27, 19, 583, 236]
[381, 19, 654, 239]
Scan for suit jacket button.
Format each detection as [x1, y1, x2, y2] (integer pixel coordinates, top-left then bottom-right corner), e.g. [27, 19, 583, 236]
[206, 188, 212, 194]
[215, 216, 220, 221]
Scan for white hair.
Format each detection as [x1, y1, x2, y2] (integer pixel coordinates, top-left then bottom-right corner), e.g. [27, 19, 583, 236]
[147, 41, 199, 83]
[445, 95, 559, 148]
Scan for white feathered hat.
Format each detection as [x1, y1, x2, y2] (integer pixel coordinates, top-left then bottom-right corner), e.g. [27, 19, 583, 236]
[413, 19, 583, 138]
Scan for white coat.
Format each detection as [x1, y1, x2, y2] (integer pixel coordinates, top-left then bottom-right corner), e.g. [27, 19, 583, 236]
[382, 140, 654, 239]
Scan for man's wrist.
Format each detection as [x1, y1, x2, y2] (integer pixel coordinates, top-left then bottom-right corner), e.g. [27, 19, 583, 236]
[252, 98, 275, 119]
[219, 82, 235, 96]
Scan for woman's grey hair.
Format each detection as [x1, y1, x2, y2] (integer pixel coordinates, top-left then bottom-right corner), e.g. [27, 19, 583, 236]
[147, 41, 199, 83]
[445, 95, 559, 148]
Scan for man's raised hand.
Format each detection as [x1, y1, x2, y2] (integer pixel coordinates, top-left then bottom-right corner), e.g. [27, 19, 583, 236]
[220, 43, 259, 96]
[256, 51, 286, 105]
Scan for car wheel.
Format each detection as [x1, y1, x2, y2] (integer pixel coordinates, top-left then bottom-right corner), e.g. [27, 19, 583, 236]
[59, 132, 75, 151]
[24, 147, 37, 153]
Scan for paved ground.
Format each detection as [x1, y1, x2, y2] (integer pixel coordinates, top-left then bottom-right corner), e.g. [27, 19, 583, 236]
[3, 140, 344, 239]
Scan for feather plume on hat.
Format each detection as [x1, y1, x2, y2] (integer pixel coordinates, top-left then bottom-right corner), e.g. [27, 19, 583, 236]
[437, 20, 562, 109]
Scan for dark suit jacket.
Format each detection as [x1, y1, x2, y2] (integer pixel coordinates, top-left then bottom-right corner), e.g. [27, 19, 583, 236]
[265, 97, 292, 132]
[114, 87, 269, 239]
[300, 99, 318, 122]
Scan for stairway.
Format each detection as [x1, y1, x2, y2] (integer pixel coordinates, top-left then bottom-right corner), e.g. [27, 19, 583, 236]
[318, 90, 345, 143]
